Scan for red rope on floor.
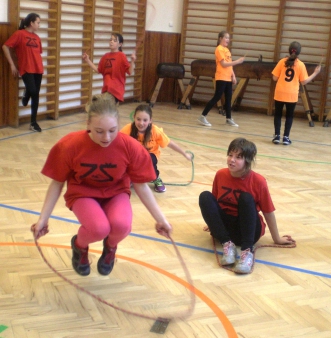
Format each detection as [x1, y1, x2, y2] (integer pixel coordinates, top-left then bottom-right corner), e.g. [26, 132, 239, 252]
[32, 225, 195, 322]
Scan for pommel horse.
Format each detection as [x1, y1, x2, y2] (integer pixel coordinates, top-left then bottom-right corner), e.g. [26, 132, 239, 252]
[178, 59, 325, 127]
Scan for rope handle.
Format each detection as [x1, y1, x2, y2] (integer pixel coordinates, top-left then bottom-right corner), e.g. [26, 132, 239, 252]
[31, 224, 195, 321]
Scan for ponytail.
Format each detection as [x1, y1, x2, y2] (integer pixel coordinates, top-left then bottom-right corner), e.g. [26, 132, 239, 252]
[285, 41, 301, 68]
[19, 13, 40, 30]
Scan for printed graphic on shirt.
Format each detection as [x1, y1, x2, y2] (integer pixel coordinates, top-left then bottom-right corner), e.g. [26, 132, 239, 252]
[105, 58, 116, 69]
[285, 68, 295, 82]
[80, 162, 117, 182]
[218, 186, 245, 207]
[25, 37, 39, 48]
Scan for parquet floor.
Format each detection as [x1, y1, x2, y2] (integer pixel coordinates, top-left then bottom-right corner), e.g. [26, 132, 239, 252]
[0, 102, 331, 338]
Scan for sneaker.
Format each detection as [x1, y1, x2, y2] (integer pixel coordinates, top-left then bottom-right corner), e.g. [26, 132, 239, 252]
[71, 235, 90, 276]
[283, 136, 292, 145]
[22, 90, 29, 106]
[233, 249, 254, 274]
[272, 135, 280, 144]
[30, 122, 42, 132]
[197, 115, 212, 127]
[153, 177, 166, 193]
[221, 241, 237, 265]
[97, 237, 117, 276]
[226, 118, 239, 127]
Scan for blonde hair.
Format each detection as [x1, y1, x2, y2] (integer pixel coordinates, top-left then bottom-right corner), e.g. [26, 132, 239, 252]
[85, 93, 118, 122]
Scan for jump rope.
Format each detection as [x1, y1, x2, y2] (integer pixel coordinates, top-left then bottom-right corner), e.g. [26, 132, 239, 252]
[31, 224, 195, 324]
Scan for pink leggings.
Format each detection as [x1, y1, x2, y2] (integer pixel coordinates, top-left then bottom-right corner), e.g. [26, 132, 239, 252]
[71, 193, 132, 248]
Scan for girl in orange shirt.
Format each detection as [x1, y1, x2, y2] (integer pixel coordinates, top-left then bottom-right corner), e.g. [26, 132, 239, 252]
[197, 31, 245, 127]
[272, 41, 320, 145]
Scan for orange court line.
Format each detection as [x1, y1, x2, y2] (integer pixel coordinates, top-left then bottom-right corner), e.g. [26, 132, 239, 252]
[0, 241, 238, 338]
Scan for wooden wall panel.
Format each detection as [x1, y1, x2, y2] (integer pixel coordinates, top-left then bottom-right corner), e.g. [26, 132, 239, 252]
[142, 31, 181, 103]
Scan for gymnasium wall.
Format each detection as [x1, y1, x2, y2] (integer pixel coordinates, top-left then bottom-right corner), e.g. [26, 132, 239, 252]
[180, 0, 331, 121]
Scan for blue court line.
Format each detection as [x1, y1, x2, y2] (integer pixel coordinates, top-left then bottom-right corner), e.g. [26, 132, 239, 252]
[1, 203, 330, 279]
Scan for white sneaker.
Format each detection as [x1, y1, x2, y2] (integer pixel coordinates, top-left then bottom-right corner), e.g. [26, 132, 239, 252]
[197, 115, 212, 127]
[233, 249, 254, 274]
[226, 118, 239, 127]
[221, 241, 237, 265]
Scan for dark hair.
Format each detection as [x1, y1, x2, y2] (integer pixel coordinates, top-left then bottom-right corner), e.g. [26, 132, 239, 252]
[227, 138, 257, 172]
[111, 32, 124, 52]
[285, 41, 301, 68]
[130, 104, 153, 149]
[217, 30, 228, 46]
[19, 13, 40, 30]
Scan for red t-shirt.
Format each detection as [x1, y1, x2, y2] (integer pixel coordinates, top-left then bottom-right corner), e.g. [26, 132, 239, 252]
[5, 29, 43, 76]
[41, 131, 156, 209]
[98, 51, 131, 102]
[212, 168, 275, 236]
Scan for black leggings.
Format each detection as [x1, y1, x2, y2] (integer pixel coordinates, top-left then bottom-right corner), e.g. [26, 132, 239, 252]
[22, 73, 43, 124]
[274, 100, 296, 137]
[150, 153, 159, 178]
[202, 80, 232, 118]
[199, 191, 262, 251]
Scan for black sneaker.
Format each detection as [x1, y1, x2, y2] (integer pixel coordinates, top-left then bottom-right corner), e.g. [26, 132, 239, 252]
[30, 122, 42, 132]
[272, 135, 280, 144]
[97, 237, 117, 275]
[22, 90, 29, 106]
[283, 136, 292, 145]
[71, 235, 90, 276]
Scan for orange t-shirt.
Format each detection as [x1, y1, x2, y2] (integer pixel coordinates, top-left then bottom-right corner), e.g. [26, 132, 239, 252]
[272, 57, 308, 103]
[4, 29, 43, 76]
[215, 45, 233, 81]
[120, 123, 170, 159]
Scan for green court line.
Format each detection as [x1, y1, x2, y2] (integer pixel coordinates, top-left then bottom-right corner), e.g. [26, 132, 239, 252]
[0, 325, 8, 333]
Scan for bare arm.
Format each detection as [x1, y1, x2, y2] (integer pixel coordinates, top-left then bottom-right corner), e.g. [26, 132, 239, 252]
[263, 211, 294, 245]
[133, 182, 172, 237]
[220, 56, 245, 68]
[82, 53, 99, 73]
[2, 44, 19, 76]
[32, 179, 65, 238]
[167, 140, 192, 161]
[272, 75, 279, 82]
[301, 65, 321, 86]
[129, 51, 136, 75]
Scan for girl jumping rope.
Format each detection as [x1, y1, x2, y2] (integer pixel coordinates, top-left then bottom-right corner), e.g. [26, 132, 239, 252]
[31, 95, 172, 277]
[121, 104, 192, 193]
[197, 31, 245, 128]
[82, 32, 136, 103]
[2, 13, 43, 132]
[199, 138, 294, 274]
[272, 41, 321, 145]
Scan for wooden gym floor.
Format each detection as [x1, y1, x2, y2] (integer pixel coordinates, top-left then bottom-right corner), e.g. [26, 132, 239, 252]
[0, 102, 330, 338]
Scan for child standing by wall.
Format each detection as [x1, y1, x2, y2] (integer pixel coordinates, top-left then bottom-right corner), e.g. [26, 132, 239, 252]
[31, 95, 172, 277]
[121, 104, 192, 193]
[82, 32, 136, 103]
[272, 41, 321, 145]
[197, 31, 245, 128]
[199, 138, 294, 274]
[2, 13, 43, 132]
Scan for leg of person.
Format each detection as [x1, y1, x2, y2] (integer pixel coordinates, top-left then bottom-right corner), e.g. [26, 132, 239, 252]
[273, 100, 284, 144]
[199, 191, 237, 265]
[283, 102, 296, 145]
[150, 153, 166, 193]
[233, 192, 262, 274]
[21, 72, 32, 107]
[71, 198, 113, 276]
[224, 82, 238, 127]
[197, 80, 226, 127]
[97, 193, 132, 275]
[22, 73, 43, 132]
